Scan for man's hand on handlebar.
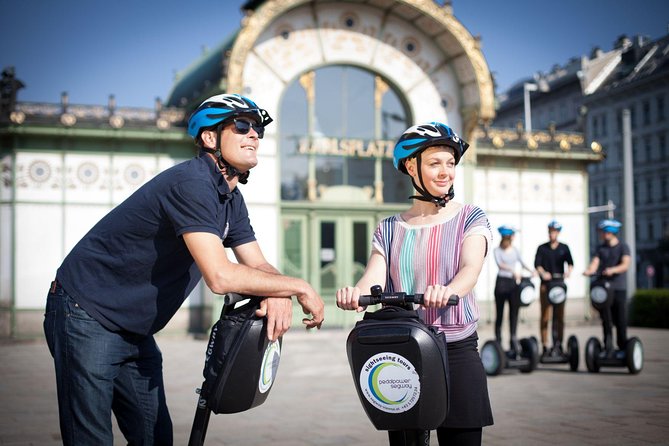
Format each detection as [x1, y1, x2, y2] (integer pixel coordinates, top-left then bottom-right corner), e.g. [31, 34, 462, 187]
[296, 287, 325, 330]
[255, 297, 292, 341]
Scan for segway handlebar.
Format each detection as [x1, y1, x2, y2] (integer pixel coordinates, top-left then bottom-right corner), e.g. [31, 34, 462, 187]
[358, 285, 459, 307]
[223, 292, 261, 306]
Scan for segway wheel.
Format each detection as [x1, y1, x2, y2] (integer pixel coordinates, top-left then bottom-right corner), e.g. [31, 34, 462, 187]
[481, 340, 505, 376]
[567, 335, 579, 372]
[625, 337, 644, 374]
[528, 337, 540, 371]
[585, 337, 601, 373]
[518, 337, 539, 373]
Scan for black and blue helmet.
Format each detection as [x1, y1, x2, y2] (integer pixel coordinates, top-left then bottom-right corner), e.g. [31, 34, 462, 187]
[598, 219, 622, 234]
[392, 122, 469, 174]
[548, 219, 562, 231]
[187, 93, 273, 140]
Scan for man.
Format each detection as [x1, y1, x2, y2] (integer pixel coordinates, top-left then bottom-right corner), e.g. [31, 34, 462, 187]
[534, 220, 574, 357]
[43, 93, 324, 445]
[583, 219, 631, 356]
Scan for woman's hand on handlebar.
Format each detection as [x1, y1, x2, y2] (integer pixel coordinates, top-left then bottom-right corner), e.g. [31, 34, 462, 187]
[422, 284, 455, 308]
[336, 286, 367, 313]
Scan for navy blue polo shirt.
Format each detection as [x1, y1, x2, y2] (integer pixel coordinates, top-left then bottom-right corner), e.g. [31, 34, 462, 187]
[57, 151, 256, 335]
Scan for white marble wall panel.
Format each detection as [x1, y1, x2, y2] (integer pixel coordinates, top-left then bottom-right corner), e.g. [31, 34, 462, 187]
[428, 65, 461, 124]
[63, 204, 112, 255]
[520, 170, 552, 213]
[381, 12, 444, 75]
[245, 203, 280, 266]
[237, 152, 278, 205]
[316, 3, 382, 65]
[0, 204, 11, 304]
[14, 152, 63, 203]
[15, 204, 63, 308]
[253, 7, 323, 84]
[473, 169, 488, 206]
[111, 155, 160, 204]
[484, 170, 520, 213]
[406, 79, 448, 125]
[1, 154, 12, 201]
[553, 171, 584, 212]
[373, 34, 432, 91]
[63, 153, 111, 204]
[243, 53, 286, 129]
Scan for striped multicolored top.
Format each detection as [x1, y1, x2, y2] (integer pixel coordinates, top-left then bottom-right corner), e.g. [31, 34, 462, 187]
[372, 204, 492, 342]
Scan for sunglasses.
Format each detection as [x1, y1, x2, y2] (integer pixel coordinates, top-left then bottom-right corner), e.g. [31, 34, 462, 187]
[231, 119, 265, 139]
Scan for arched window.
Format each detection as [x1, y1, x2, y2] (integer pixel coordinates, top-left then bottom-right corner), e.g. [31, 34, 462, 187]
[278, 65, 412, 203]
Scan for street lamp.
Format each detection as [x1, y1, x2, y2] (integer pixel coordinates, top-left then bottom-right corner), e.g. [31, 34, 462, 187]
[523, 82, 539, 134]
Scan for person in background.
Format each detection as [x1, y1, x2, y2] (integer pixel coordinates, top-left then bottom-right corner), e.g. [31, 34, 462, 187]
[43, 93, 324, 445]
[534, 219, 574, 358]
[336, 122, 493, 446]
[583, 219, 631, 356]
[493, 225, 535, 357]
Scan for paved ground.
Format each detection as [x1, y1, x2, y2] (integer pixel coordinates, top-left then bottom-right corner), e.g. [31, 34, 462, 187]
[1, 319, 668, 445]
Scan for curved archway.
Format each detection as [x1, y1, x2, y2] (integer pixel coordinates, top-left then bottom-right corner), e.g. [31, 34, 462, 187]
[226, 0, 494, 139]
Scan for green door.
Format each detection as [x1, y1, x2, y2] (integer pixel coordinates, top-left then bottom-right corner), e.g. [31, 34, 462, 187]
[281, 212, 375, 328]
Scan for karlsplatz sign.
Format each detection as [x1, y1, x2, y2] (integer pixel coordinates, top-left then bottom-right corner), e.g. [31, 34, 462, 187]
[298, 137, 395, 158]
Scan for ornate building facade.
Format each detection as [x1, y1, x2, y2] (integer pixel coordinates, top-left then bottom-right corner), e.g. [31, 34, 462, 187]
[0, 0, 601, 338]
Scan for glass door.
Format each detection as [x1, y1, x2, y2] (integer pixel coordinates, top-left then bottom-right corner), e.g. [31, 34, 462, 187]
[280, 211, 375, 328]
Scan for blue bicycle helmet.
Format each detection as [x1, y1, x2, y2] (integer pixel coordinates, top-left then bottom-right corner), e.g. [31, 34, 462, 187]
[187, 93, 273, 140]
[393, 122, 469, 173]
[598, 219, 622, 234]
[498, 225, 517, 237]
[187, 93, 273, 184]
[548, 219, 562, 231]
[392, 122, 469, 207]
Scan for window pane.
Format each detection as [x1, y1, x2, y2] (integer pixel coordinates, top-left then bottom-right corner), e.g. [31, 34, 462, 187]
[280, 65, 410, 203]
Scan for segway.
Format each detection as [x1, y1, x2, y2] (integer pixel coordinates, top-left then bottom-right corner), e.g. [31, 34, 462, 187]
[188, 293, 283, 446]
[538, 274, 579, 371]
[481, 278, 539, 376]
[346, 285, 459, 432]
[584, 278, 644, 374]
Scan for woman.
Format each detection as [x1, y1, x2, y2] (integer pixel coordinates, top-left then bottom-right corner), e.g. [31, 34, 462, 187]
[493, 225, 534, 357]
[336, 122, 493, 446]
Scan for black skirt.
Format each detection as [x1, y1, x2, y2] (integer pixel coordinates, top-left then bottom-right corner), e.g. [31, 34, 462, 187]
[441, 333, 494, 428]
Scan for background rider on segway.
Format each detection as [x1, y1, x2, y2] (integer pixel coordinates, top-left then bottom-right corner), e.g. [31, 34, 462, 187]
[583, 219, 631, 358]
[534, 220, 574, 359]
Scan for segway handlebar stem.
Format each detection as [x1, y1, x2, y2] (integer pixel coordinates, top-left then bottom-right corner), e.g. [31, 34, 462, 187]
[223, 292, 261, 306]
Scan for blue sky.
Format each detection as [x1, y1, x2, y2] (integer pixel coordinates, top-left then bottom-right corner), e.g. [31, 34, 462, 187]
[1, 0, 667, 108]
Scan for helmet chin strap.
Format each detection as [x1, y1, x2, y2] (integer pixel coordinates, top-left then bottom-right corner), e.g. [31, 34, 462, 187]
[203, 123, 250, 184]
[407, 152, 454, 207]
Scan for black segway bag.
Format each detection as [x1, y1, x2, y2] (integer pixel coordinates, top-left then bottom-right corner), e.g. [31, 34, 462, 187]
[547, 279, 567, 305]
[515, 278, 536, 307]
[346, 307, 449, 431]
[590, 277, 612, 311]
[202, 298, 282, 414]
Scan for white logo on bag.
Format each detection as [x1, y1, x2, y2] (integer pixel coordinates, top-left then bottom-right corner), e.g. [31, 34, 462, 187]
[359, 352, 420, 413]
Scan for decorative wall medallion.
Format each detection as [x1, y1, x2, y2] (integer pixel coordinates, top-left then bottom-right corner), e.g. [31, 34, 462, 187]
[275, 23, 294, 40]
[401, 36, 421, 56]
[124, 164, 146, 185]
[340, 11, 359, 30]
[77, 162, 99, 185]
[28, 160, 51, 183]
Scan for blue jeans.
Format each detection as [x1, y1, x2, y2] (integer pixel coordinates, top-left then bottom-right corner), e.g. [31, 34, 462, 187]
[43, 282, 173, 445]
